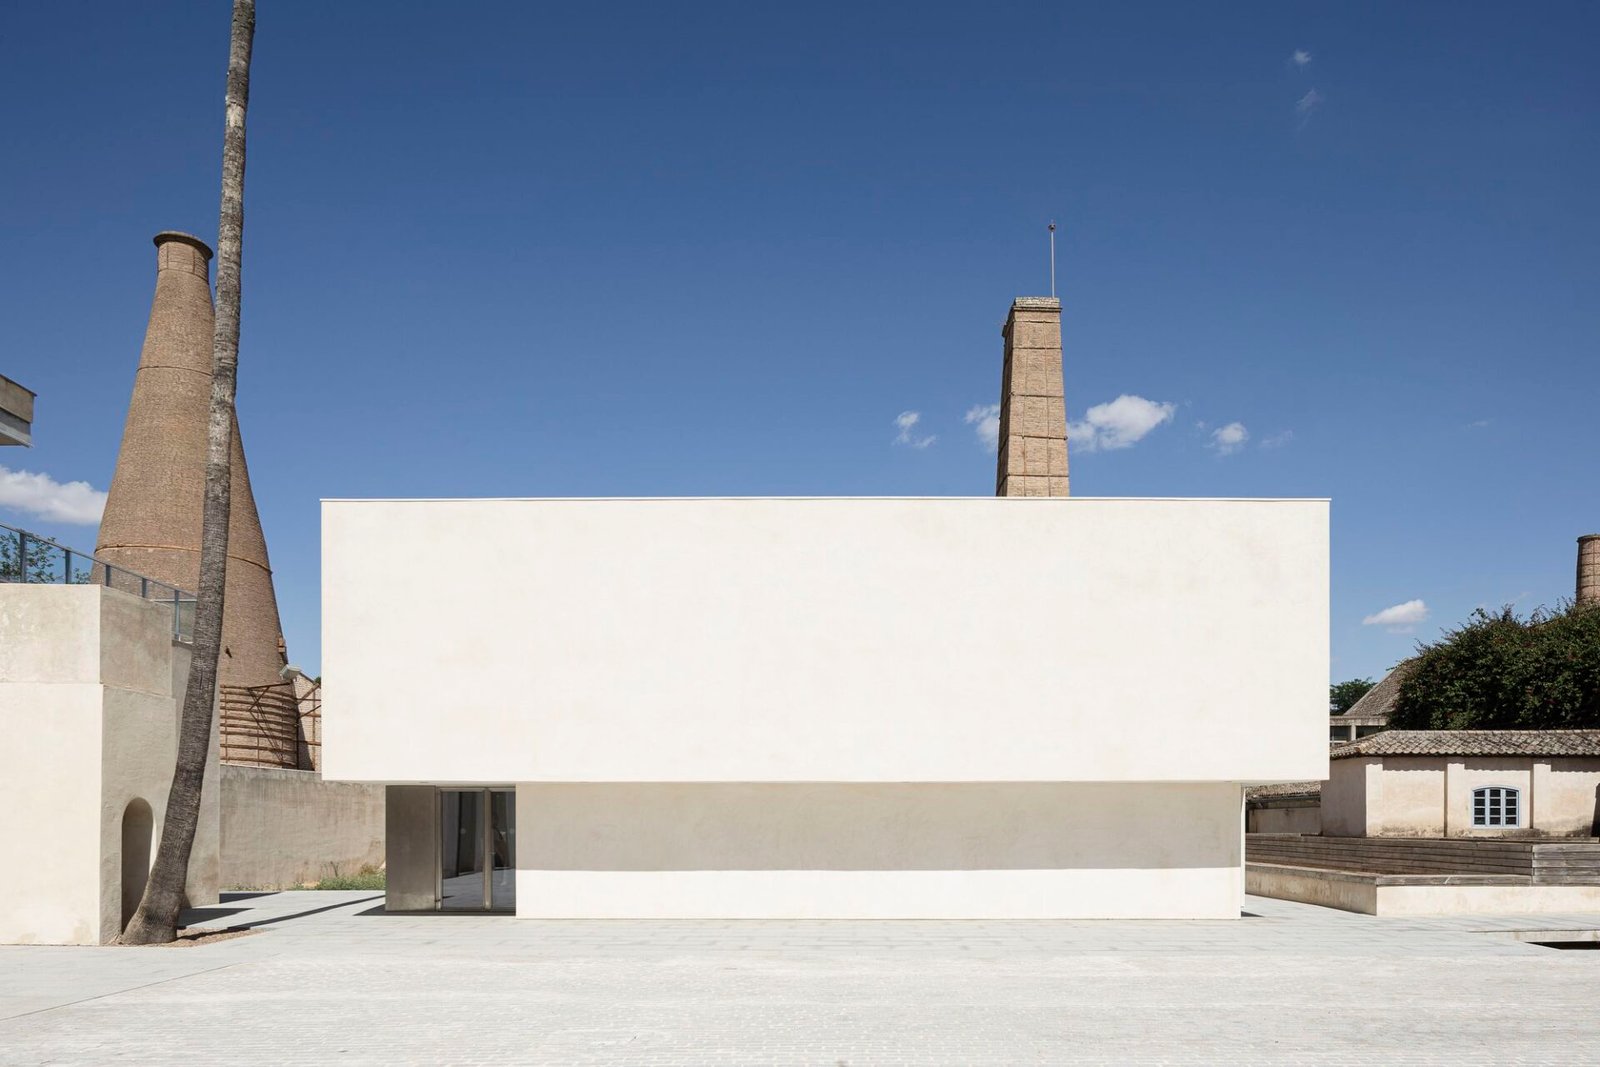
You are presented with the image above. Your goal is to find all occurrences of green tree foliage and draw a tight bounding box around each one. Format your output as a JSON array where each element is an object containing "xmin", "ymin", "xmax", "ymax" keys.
[
  {"xmin": 1389, "ymin": 604, "xmax": 1600, "ymax": 729},
  {"xmin": 1329, "ymin": 678, "xmax": 1376, "ymax": 713},
  {"xmin": 0, "ymin": 528, "xmax": 88, "ymax": 584},
  {"xmin": 0, "ymin": 529, "xmax": 56, "ymax": 583}
]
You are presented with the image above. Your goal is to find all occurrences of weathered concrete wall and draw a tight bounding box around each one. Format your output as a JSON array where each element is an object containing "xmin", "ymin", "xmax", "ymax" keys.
[
  {"xmin": 1247, "ymin": 805, "xmax": 1321, "ymax": 835},
  {"xmin": 1321, "ymin": 759, "xmax": 1371, "ymax": 836},
  {"xmin": 1246, "ymin": 864, "xmax": 1379, "ymax": 914},
  {"xmin": 1248, "ymin": 864, "xmax": 1600, "ymax": 916},
  {"xmin": 219, "ymin": 766, "xmax": 384, "ymax": 889},
  {"xmin": 516, "ymin": 781, "xmax": 1245, "ymax": 919},
  {"xmin": 1377, "ymin": 883, "xmax": 1600, "ymax": 916}
]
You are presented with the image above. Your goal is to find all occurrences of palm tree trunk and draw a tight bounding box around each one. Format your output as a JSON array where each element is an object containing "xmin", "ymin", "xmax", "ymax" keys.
[{"xmin": 119, "ymin": 0, "xmax": 256, "ymax": 946}]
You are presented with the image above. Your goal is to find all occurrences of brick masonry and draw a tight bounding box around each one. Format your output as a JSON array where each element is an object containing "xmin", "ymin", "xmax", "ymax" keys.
[
  {"xmin": 1578, "ymin": 534, "xmax": 1600, "ymax": 608},
  {"xmin": 95, "ymin": 232, "xmax": 298, "ymax": 768},
  {"xmin": 995, "ymin": 296, "xmax": 1069, "ymax": 497}
]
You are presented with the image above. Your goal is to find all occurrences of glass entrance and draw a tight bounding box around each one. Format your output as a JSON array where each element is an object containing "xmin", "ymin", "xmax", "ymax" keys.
[
  {"xmin": 439, "ymin": 788, "xmax": 516, "ymax": 912},
  {"xmin": 490, "ymin": 789, "xmax": 516, "ymax": 910}
]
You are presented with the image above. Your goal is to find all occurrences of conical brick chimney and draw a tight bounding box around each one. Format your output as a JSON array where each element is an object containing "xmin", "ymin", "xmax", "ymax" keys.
[{"xmin": 97, "ymin": 232, "xmax": 299, "ymax": 767}]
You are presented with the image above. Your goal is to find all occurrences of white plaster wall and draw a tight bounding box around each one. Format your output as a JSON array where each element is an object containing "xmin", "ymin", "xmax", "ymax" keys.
[
  {"xmin": 1443, "ymin": 759, "xmax": 1533, "ymax": 838},
  {"xmin": 515, "ymin": 782, "xmax": 1244, "ymax": 919},
  {"xmin": 0, "ymin": 587, "xmax": 108, "ymax": 944},
  {"xmin": 1374, "ymin": 758, "xmax": 1449, "ymax": 837},
  {"xmin": 1326, "ymin": 756, "xmax": 1600, "ymax": 839},
  {"xmin": 1536, "ymin": 759, "xmax": 1600, "ymax": 836},
  {"xmin": 0, "ymin": 682, "xmax": 104, "ymax": 944},
  {"xmin": 0, "ymin": 585, "xmax": 219, "ymax": 945},
  {"xmin": 324, "ymin": 498, "xmax": 1328, "ymax": 785}
]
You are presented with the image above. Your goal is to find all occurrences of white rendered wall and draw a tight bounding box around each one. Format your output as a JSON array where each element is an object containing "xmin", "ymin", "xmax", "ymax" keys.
[
  {"xmin": 0, "ymin": 585, "xmax": 218, "ymax": 944},
  {"xmin": 515, "ymin": 782, "xmax": 1245, "ymax": 919},
  {"xmin": 323, "ymin": 498, "xmax": 1328, "ymax": 785}
]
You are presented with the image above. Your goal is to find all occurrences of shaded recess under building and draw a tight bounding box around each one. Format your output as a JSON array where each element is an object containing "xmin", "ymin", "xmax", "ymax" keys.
[{"xmin": 95, "ymin": 232, "xmax": 304, "ymax": 769}]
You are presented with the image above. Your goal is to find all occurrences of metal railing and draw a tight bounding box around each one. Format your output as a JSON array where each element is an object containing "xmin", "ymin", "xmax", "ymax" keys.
[{"xmin": 0, "ymin": 521, "xmax": 196, "ymax": 642}]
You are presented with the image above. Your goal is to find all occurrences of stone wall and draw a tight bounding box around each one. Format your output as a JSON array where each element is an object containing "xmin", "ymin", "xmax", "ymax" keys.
[{"xmin": 220, "ymin": 766, "xmax": 384, "ymax": 889}]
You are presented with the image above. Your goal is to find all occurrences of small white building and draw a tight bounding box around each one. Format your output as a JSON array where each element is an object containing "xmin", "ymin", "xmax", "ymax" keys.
[
  {"xmin": 322, "ymin": 496, "xmax": 1328, "ymax": 919},
  {"xmin": 1322, "ymin": 730, "xmax": 1600, "ymax": 838},
  {"xmin": 0, "ymin": 582, "xmax": 220, "ymax": 944}
]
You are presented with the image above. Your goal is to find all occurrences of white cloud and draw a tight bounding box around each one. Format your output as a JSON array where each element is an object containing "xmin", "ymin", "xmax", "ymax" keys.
[
  {"xmin": 1068, "ymin": 395, "xmax": 1176, "ymax": 453},
  {"xmin": 1297, "ymin": 88, "xmax": 1323, "ymax": 114},
  {"xmin": 1363, "ymin": 599, "xmax": 1429, "ymax": 628},
  {"xmin": 1467, "ymin": 419, "xmax": 1492, "ymax": 429},
  {"xmin": 963, "ymin": 403, "xmax": 1000, "ymax": 452},
  {"xmin": 892, "ymin": 410, "xmax": 935, "ymax": 449},
  {"xmin": 1260, "ymin": 430, "xmax": 1294, "ymax": 449},
  {"xmin": 1208, "ymin": 422, "xmax": 1250, "ymax": 455},
  {"xmin": 1291, "ymin": 49, "xmax": 1312, "ymax": 67},
  {"xmin": 0, "ymin": 465, "xmax": 107, "ymax": 525}
]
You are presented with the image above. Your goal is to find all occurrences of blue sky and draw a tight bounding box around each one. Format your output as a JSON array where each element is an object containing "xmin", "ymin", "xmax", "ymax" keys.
[{"xmin": 2, "ymin": 1, "xmax": 1596, "ymax": 684}]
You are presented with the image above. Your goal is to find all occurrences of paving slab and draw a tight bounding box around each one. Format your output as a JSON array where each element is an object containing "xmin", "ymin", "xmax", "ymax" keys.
[{"xmin": 2, "ymin": 892, "xmax": 1598, "ymax": 1063}]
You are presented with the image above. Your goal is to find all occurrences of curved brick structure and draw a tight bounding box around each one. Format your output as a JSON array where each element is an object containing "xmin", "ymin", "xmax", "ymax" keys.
[
  {"xmin": 1579, "ymin": 535, "xmax": 1600, "ymax": 608},
  {"xmin": 97, "ymin": 232, "xmax": 296, "ymax": 767}
]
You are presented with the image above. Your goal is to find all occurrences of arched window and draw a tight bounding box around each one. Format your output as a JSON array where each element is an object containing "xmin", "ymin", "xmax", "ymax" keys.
[{"xmin": 1471, "ymin": 786, "xmax": 1520, "ymax": 828}]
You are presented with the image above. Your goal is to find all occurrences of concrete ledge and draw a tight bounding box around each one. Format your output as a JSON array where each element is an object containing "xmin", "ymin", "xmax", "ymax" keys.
[{"xmin": 1248, "ymin": 862, "xmax": 1600, "ymax": 916}]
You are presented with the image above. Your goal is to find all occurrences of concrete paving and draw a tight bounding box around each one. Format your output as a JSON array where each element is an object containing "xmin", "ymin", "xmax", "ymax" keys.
[{"xmin": 3, "ymin": 892, "xmax": 1599, "ymax": 1063}]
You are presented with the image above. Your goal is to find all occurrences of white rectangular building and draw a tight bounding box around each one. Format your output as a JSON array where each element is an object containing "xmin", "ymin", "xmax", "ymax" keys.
[{"xmin": 321, "ymin": 496, "xmax": 1328, "ymax": 919}]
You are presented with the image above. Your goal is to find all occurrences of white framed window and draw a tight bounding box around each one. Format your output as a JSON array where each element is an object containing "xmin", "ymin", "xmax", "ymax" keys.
[{"xmin": 1471, "ymin": 786, "xmax": 1520, "ymax": 828}]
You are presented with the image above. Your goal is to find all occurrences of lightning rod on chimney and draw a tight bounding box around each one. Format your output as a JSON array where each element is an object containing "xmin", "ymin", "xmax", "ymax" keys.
[{"xmin": 1048, "ymin": 221, "xmax": 1057, "ymax": 299}]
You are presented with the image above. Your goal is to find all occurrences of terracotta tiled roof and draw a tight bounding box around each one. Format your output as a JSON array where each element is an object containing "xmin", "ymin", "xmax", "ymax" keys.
[
  {"xmin": 1330, "ymin": 730, "xmax": 1600, "ymax": 760},
  {"xmin": 1245, "ymin": 781, "xmax": 1323, "ymax": 800},
  {"xmin": 1339, "ymin": 659, "xmax": 1417, "ymax": 720}
]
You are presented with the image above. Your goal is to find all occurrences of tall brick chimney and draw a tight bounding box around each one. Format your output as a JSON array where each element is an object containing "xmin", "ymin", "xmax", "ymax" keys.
[
  {"xmin": 97, "ymin": 232, "xmax": 299, "ymax": 767},
  {"xmin": 995, "ymin": 296, "xmax": 1068, "ymax": 497},
  {"xmin": 1578, "ymin": 534, "xmax": 1600, "ymax": 608}
]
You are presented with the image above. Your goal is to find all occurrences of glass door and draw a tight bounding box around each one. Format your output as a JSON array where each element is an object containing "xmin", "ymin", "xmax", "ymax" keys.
[
  {"xmin": 490, "ymin": 789, "xmax": 516, "ymax": 911},
  {"xmin": 439, "ymin": 789, "xmax": 486, "ymax": 910},
  {"xmin": 438, "ymin": 788, "xmax": 516, "ymax": 912}
]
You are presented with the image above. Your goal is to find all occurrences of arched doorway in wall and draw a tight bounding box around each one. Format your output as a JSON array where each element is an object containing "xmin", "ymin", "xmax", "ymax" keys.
[{"xmin": 120, "ymin": 798, "xmax": 155, "ymax": 932}]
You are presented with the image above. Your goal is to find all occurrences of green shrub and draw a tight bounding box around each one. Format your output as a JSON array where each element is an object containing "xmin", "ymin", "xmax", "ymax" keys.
[
  {"xmin": 1389, "ymin": 603, "xmax": 1600, "ymax": 729},
  {"xmin": 310, "ymin": 865, "xmax": 386, "ymax": 890}
]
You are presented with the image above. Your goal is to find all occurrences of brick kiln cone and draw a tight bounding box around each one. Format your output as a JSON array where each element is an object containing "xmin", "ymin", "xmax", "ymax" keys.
[{"xmin": 97, "ymin": 232, "xmax": 299, "ymax": 767}]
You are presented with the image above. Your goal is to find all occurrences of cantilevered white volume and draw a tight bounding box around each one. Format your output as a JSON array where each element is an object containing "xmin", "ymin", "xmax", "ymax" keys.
[{"xmin": 322, "ymin": 497, "xmax": 1328, "ymax": 919}]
